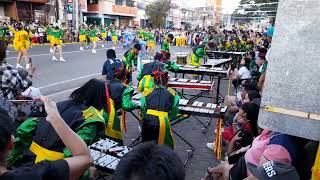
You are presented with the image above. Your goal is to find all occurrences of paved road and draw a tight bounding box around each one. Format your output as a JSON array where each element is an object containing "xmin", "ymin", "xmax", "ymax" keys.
[{"xmin": 6, "ymin": 43, "xmax": 227, "ymax": 180}]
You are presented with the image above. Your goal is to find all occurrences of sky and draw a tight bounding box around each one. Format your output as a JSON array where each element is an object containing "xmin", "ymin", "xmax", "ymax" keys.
[{"xmin": 182, "ymin": 0, "xmax": 240, "ymax": 13}]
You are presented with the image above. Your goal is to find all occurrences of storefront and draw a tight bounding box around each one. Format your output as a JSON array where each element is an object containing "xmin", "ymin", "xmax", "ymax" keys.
[{"xmin": 16, "ymin": 1, "xmax": 48, "ymax": 23}]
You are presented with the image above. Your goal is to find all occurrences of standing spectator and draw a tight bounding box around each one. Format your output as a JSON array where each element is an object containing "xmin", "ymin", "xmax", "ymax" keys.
[
  {"xmin": 0, "ymin": 41, "xmax": 35, "ymax": 100},
  {"xmin": 38, "ymin": 26, "xmax": 44, "ymax": 44}
]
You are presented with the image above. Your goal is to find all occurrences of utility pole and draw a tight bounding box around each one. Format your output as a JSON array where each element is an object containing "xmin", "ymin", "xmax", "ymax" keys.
[{"xmin": 75, "ymin": 0, "xmax": 79, "ymax": 30}]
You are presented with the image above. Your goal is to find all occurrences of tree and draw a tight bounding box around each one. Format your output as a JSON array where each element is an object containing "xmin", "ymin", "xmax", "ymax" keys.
[{"xmin": 146, "ymin": 0, "xmax": 171, "ymax": 28}]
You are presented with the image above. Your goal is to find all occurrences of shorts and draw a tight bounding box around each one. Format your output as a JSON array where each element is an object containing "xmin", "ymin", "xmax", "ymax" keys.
[
  {"xmin": 51, "ymin": 38, "xmax": 62, "ymax": 46},
  {"xmin": 147, "ymin": 41, "xmax": 155, "ymax": 49},
  {"xmin": 101, "ymin": 33, "xmax": 107, "ymax": 39},
  {"xmin": 90, "ymin": 37, "xmax": 98, "ymax": 43},
  {"xmin": 112, "ymin": 36, "xmax": 118, "ymax": 43},
  {"xmin": 79, "ymin": 35, "xmax": 86, "ymax": 42}
]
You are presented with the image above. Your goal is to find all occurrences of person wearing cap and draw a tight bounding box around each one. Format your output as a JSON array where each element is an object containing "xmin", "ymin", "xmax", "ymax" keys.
[
  {"xmin": 88, "ymin": 25, "xmax": 98, "ymax": 53},
  {"xmin": 140, "ymin": 67, "xmax": 180, "ymax": 149},
  {"xmin": 51, "ymin": 24, "xmax": 66, "ymax": 62},
  {"xmin": 79, "ymin": 24, "xmax": 87, "ymax": 51},
  {"xmin": 123, "ymin": 43, "xmax": 142, "ymax": 70},
  {"xmin": 137, "ymin": 53, "xmax": 169, "ymax": 94},
  {"xmin": 0, "ymin": 96, "xmax": 93, "ymax": 179},
  {"xmin": 207, "ymin": 129, "xmax": 301, "ymax": 180},
  {"xmin": 161, "ymin": 34, "xmax": 174, "ymax": 57},
  {"xmin": 189, "ymin": 40, "xmax": 217, "ymax": 67}
]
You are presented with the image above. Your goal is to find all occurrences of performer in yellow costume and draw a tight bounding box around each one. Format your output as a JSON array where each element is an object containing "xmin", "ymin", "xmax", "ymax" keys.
[
  {"xmin": 100, "ymin": 25, "xmax": 107, "ymax": 48},
  {"xmin": 79, "ymin": 24, "xmax": 87, "ymax": 51},
  {"xmin": 89, "ymin": 25, "xmax": 98, "ymax": 53},
  {"xmin": 51, "ymin": 24, "xmax": 66, "ymax": 62},
  {"xmin": 9, "ymin": 23, "xmax": 31, "ymax": 69}
]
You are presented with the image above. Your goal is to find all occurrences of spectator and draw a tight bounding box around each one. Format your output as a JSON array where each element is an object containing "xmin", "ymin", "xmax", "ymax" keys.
[
  {"xmin": 0, "ymin": 41, "xmax": 35, "ymax": 100},
  {"xmin": 113, "ymin": 142, "xmax": 185, "ymax": 180},
  {"xmin": 102, "ymin": 49, "xmax": 123, "ymax": 81},
  {"xmin": 207, "ymin": 130, "xmax": 301, "ymax": 180},
  {"xmin": 0, "ymin": 96, "xmax": 93, "ymax": 179}
]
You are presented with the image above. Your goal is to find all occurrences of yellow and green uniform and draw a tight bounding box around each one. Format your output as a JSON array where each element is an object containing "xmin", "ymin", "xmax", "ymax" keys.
[
  {"xmin": 104, "ymin": 79, "xmax": 137, "ymax": 143},
  {"xmin": 140, "ymin": 86, "xmax": 180, "ymax": 149},
  {"xmin": 89, "ymin": 29, "xmax": 98, "ymax": 42},
  {"xmin": 147, "ymin": 33, "xmax": 155, "ymax": 49},
  {"xmin": 123, "ymin": 49, "xmax": 138, "ymax": 69},
  {"xmin": 111, "ymin": 30, "xmax": 118, "ymax": 43},
  {"xmin": 161, "ymin": 39, "xmax": 171, "ymax": 54},
  {"xmin": 190, "ymin": 45, "xmax": 205, "ymax": 67},
  {"xmin": 45, "ymin": 27, "xmax": 53, "ymax": 43},
  {"xmin": 0, "ymin": 28, "xmax": 5, "ymax": 41},
  {"xmin": 100, "ymin": 28, "xmax": 107, "ymax": 39},
  {"xmin": 51, "ymin": 29, "xmax": 63, "ymax": 46},
  {"xmin": 9, "ymin": 26, "xmax": 31, "ymax": 51},
  {"xmin": 7, "ymin": 100, "xmax": 106, "ymax": 167},
  {"xmin": 79, "ymin": 28, "xmax": 87, "ymax": 42},
  {"xmin": 137, "ymin": 61, "xmax": 168, "ymax": 94}
]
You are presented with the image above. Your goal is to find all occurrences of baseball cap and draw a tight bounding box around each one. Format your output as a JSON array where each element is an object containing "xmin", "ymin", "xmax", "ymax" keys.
[{"xmin": 247, "ymin": 161, "xmax": 300, "ymax": 180}]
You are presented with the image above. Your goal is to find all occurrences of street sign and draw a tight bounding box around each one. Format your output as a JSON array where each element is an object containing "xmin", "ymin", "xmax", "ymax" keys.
[{"xmin": 67, "ymin": 4, "xmax": 73, "ymax": 14}]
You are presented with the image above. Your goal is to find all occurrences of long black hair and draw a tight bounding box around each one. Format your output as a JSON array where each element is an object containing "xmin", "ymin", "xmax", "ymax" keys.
[
  {"xmin": 70, "ymin": 78, "xmax": 107, "ymax": 111},
  {"xmin": 241, "ymin": 102, "xmax": 260, "ymax": 136}
]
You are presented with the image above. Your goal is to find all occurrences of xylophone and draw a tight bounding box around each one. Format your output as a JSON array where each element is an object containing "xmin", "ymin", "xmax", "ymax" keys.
[
  {"xmin": 203, "ymin": 58, "xmax": 232, "ymax": 68},
  {"xmin": 168, "ymin": 78, "xmax": 214, "ymax": 90},
  {"xmin": 90, "ymin": 138, "xmax": 131, "ymax": 173},
  {"xmin": 176, "ymin": 65, "xmax": 228, "ymax": 77},
  {"xmin": 131, "ymin": 93, "xmax": 227, "ymax": 117}
]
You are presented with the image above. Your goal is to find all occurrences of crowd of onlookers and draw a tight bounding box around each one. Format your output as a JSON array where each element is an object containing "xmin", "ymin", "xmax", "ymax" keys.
[{"xmin": 0, "ymin": 17, "xmax": 319, "ymax": 180}]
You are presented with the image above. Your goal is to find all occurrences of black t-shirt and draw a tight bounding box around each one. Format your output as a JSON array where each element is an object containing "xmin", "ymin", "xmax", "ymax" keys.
[{"xmin": 1, "ymin": 160, "xmax": 69, "ymax": 180}]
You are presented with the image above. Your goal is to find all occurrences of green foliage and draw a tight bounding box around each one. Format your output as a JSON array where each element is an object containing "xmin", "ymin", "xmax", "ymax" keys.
[{"xmin": 146, "ymin": 0, "xmax": 171, "ymax": 28}]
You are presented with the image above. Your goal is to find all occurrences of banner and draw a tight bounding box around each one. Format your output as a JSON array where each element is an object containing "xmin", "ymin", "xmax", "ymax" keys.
[{"xmin": 80, "ymin": 0, "xmax": 87, "ymax": 12}]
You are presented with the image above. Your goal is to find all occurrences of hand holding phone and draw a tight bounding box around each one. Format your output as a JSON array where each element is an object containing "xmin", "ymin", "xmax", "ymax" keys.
[
  {"xmin": 40, "ymin": 96, "xmax": 61, "ymax": 123},
  {"xmin": 11, "ymin": 99, "xmax": 47, "ymax": 118}
]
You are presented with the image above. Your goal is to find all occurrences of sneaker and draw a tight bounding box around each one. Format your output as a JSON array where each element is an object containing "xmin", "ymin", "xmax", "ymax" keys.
[
  {"xmin": 80, "ymin": 47, "xmax": 84, "ymax": 51},
  {"xmin": 92, "ymin": 49, "xmax": 96, "ymax": 53},
  {"xmin": 101, "ymin": 44, "xmax": 105, "ymax": 48},
  {"xmin": 49, "ymin": 48, "xmax": 53, "ymax": 53},
  {"xmin": 26, "ymin": 63, "xmax": 31, "ymax": 70},
  {"xmin": 52, "ymin": 56, "xmax": 58, "ymax": 61},
  {"xmin": 206, "ymin": 142, "xmax": 215, "ymax": 151},
  {"xmin": 16, "ymin": 64, "xmax": 23, "ymax": 69},
  {"xmin": 59, "ymin": 57, "xmax": 66, "ymax": 62}
]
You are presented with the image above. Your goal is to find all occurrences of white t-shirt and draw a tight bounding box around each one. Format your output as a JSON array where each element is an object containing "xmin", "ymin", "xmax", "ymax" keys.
[{"xmin": 238, "ymin": 66, "xmax": 251, "ymax": 79}]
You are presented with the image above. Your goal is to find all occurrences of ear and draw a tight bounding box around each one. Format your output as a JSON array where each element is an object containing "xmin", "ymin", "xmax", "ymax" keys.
[{"xmin": 6, "ymin": 135, "xmax": 14, "ymax": 151}]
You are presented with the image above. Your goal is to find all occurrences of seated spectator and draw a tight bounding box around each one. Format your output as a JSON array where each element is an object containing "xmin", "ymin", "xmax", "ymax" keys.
[
  {"xmin": 243, "ymin": 90, "xmax": 261, "ymax": 105},
  {"xmin": 102, "ymin": 49, "xmax": 123, "ymax": 81},
  {"xmin": 0, "ymin": 96, "xmax": 93, "ymax": 179},
  {"xmin": 113, "ymin": 142, "xmax": 185, "ymax": 180},
  {"xmin": 0, "ymin": 41, "xmax": 36, "ymax": 100},
  {"xmin": 230, "ymin": 57, "xmax": 252, "ymax": 88},
  {"xmin": 207, "ymin": 129, "xmax": 301, "ymax": 180}
]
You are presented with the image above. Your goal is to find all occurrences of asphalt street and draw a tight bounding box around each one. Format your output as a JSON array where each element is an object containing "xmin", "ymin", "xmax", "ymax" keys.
[{"xmin": 6, "ymin": 42, "xmax": 226, "ymax": 180}]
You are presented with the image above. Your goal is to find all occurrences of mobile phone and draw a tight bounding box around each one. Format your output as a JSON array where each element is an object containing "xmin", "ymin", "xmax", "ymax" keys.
[{"xmin": 10, "ymin": 100, "xmax": 47, "ymax": 117}]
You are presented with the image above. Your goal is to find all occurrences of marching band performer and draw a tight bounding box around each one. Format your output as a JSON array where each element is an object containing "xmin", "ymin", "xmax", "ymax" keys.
[
  {"xmin": 51, "ymin": 24, "xmax": 66, "ymax": 62},
  {"xmin": 140, "ymin": 67, "xmax": 180, "ymax": 149},
  {"xmin": 111, "ymin": 28, "xmax": 118, "ymax": 49},
  {"xmin": 45, "ymin": 24, "xmax": 53, "ymax": 53},
  {"xmin": 161, "ymin": 34, "xmax": 174, "ymax": 58},
  {"xmin": 146, "ymin": 30, "xmax": 156, "ymax": 58},
  {"xmin": 8, "ymin": 23, "xmax": 31, "ymax": 69},
  {"xmin": 104, "ymin": 62, "xmax": 138, "ymax": 143},
  {"xmin": 137, "ymin": 53, "xmax": 169, "ymax": 94},
  {"xmin": 123, "ymin": 43, "xmax": 142, "ymax": 70},
  {"xmin": 189, "ymin": 40, "xmax": 217, "ymax": 67},
  {"xmin": 79, "ymin": 24, "xmax": 87, "ymax": 51},
  {"xmin": 100, "ymin": 25, "xmax": 107, "ymax": 48},
  {"xmin": 89, "ymin": 25, "xmax": 98, "ymax": 53},
  {"xmin": 7, "ymin": 79, "xmax": 107, "ymax": 167}
]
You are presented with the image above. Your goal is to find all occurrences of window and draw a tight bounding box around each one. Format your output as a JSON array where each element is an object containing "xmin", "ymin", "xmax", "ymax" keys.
[
  {"xmin": 88, "ymin": 0, "xmax": 98, "ymax": 4},
  {"xmin": 126, "ymin": 0, "xmax": 134, "ymax": 7},
  {"xmin": 115, "ymin": 0, "xmax": 123, "ymax": 5}
]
